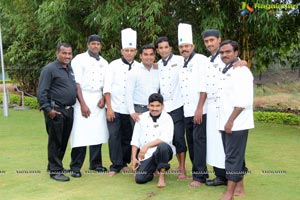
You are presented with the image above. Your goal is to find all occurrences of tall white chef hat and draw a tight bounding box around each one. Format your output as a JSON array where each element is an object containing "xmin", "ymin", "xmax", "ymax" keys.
[
  {"xmin": 178, "ymin": 23, "xmax": 193, "ymax": 46},
  {"xmin": 121, "ymin": 28, "xmax": 137, "ymax": 49}
]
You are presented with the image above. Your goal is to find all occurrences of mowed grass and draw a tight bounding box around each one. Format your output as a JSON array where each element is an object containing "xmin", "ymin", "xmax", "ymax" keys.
[{"xmin": 0, "ymin": 109, "xmax": 299, "ymax": 200}]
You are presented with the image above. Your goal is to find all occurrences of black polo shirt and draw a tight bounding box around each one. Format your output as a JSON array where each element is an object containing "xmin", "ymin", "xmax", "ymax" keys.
[{"xmin": 37, "ymin": 60, "xmax": 77, "ymax": 113}]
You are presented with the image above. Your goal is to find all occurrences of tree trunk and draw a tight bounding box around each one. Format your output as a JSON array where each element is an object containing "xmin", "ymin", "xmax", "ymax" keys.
[
  {"xmin": 248, "ymin": 50, "xmax": 253, "ymax": 68},
  {"xmin": 259, "ymin": 71, "xmax": 262, "ymax": 81}
]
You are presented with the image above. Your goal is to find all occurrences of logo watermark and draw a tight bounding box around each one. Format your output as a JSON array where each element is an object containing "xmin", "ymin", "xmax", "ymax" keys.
[{"xmin": 241, "ymin": 2, "xmax": 299, "ymax": 15}]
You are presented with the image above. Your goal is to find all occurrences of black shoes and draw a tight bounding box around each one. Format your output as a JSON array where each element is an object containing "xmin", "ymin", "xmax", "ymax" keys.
[
  {"xmin": 205, "ymin": 177, "xmax": 227, "ymax": 186},
  {"xmin": 89, "ymin": 166, "xmax": 108, "ymax": 173},
  {"xmin": 64, "ymin": 169, "xmax": 82, "ymax": 178},
  {"xmin": 50, "ymin": 174, "xmax": 70, "ymax": 182},
  {"xmin": 70, "ymin": 171, "xmax": 82, "ymax": 178}
]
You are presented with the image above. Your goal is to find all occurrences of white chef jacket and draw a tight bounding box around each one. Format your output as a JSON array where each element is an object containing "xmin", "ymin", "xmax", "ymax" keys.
[
  {"xmin": 205, "ymin": 54, "xmax": 226, "ymax": 168},
  {"xmin": 205, "ymin": 55, "xmax": 225, "ymax": 103},
  {"xmin": 179, "ymin": 53, "xmax": 209, "ymax": 117},
  {"xmin": 158, "ymin": 54, "xmax": 184, "ymax": 112},
  {"xmin": 103, "ymin": 58, "xmax": 139, "ymax": 114},
  {"xmin": 70, "ymin": 51, "xmax": 109, "ymax": 148},
  {"xmin": 218, "ymin": 66, "xmax": 254, "ymax": 131},
  {"xmin": 130, "ymin": 111, "xmax": 176, "ymax": 160},
  {"xmin": 126, "ymin": 63, "xmax": 159, "ymax": 114}
]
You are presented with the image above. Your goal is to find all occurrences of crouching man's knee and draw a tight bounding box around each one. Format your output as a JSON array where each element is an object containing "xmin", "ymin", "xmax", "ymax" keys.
[{"xmin": 135, "ymin": 173, "xmax": 153, "ymax": 184}]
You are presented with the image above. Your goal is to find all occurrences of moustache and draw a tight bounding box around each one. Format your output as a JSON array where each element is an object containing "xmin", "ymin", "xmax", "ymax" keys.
[{"xmin": 181, "ymin": 50, "xmax": 188, "ymax": 54}]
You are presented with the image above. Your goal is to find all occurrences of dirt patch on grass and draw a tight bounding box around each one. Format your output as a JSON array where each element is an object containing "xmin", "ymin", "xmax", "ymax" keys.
[{"xmin": 254, "ymin": 69, "xmax": 300, "ymax": 112}]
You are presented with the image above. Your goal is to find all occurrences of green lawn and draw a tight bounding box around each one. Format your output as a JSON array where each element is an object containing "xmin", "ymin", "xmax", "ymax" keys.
[{"xmin": 0, "ymin": 109, "xmax": 299, "ymax": 200}]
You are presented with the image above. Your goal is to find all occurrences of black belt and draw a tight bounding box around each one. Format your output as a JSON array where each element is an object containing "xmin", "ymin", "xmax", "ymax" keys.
[
  {"xmin": 53, "ymin": 103, "xmax": 72, "ymax": 110},
  {"xmin": 134, "ymin": 104, "xmax": 147, "ymax": 108}
]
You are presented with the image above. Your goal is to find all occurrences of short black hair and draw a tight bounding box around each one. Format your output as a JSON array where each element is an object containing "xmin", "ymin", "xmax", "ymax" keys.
[
  {"xmin": 202, "ymin": 29, "xmax": 221, "ymax": 39},
  {"xmin": 148, "ymin": 93, "xmax": 164, "ymax": 104},
  {"xmin": 56, "ymin": 43, "xmax": 72, "ymax": 52},
  {"xmin": 139, "ymin": 44, "xmax": 155, "ymax": 54},
  {"xmin": 220, "ymin": 40, "xmax": 238, "ymax": 52},
  {"xmin": 87, "ymin": 34, "xmax": 102, "ymax": 43},
  {"xmin": 155, "ymin": 36, "xmax": 172, "ymax": 49}
]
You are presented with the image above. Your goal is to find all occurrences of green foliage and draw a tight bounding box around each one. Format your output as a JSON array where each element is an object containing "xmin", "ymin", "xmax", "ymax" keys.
[
  {"xmin": 0, "ymin": 93, "xmax": 39, "ymax": 109},
  {"xmin": 0, "ymin": 0, "xmax": 299, "ymax": 92},
  {"xmin": 1, "ymin": 0, "xmax": 52, "ymax": 95},
  {"xmin": 0, "ymin": 80, "xmax": 12, "ymax": 84},
  {"xmin": 254, "ymin": 111, "xmax": 300, "ymax": 126}
]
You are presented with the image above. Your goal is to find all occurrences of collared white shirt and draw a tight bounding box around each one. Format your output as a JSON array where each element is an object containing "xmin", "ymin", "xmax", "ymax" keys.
[
  {"xmin": 130, "ymin": 111, "xmax": 175, "ymax": 160},
  {"xmin": 103, "ymin": 58, "xmax": 139, "ymax": 114},
  {"xmin": 126, "ymin": 63, "xmax": 159, "ymax": 114},
  {"xmin": 179, "ymin": 53, "xmax": 209, "ymax": 117},
  {"xmin": 158, "ymin": 54, "xmax": 184, "ymax": 112},
  {"xmin": 72, "ymin": 51, "xmax": 108, "ymax": 93},
  {"xmin": 218, "ymin": 66, "xmax": 254, "ymax": 131},
  {"xmin": 205, "ymin": 55, "xmax": 225, "ymax": 103}
]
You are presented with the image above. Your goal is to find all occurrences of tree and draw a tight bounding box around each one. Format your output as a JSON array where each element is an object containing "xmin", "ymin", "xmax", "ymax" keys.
[
  {"xmin": 1, "ymin": 0, "xmax": 46, "ymax": 94},
  {"xmin": 0, "ymin": 0, "xmax": 299, "ymax": 94}
]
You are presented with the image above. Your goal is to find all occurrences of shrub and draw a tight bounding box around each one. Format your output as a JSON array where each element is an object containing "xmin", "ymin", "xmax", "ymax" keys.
[
  {"xmin": 254, "ymin": 111, "xmax": 300, "ymax": 126},
  {"xmin": 0, "ymin": 80, "xmax": 13, "ymax": 84},
  {"xmin": 0, "ymin": 93, "xmax": 39, "ymax": 109}
]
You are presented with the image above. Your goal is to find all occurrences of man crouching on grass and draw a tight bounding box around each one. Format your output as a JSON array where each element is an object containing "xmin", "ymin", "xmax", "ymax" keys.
[{"xmin": 131, "ymin": 93, "xmax": 175, "ymax": 188}]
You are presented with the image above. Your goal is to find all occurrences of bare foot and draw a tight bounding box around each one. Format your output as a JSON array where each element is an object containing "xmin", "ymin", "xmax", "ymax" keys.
[
  {"xmin": 170, "ymin": 167, "xmax": 181, "ymax": 173},
  {"xmin": 222, "ymin": 191, "xmax": 243, "ymax": 196},
  {"xmin": 234, "ymin": 180, "xmax": 245, "ymax": 196},
  {"xmin": 234, "ymin": 190, "xmax": 245, "ymax": 196},
  {"xmin": 157, "ymin": 169, "xmax": 166, "ymax": 188},
  {"xmin": 220, "ymin": 192, "xmax": 234, "ymax": 200},
  {"xmin": 170, "ymin": 165, "xmax": 187, "ymax": 173},
  {"xmin": 121, "ymin": 166, "xmax": 131, "ymax": 173},
  {"xmin": 177, "ymin": 173, "xmax": 188, "ymax": 181},
  {"xmin": 157, "ymin": 177, "xmax": 166, "ymax": 188},
  {"xmin": 108, "ymin": 171, "xmax": 117, "ymax": 177},
  {"xmin": 188, "ymin": 181, "xmax": 203, "ymax": 188},
  {"xmin": 153, "ymin": 170, "xmax": 159, "ymax": 177}
]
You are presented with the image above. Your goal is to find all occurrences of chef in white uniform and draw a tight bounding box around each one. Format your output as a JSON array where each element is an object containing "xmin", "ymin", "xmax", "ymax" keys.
[
  {"xmin": 218, "ymin": 40, "xmax": 254, "ymax": 200},
  {"xmin": 131, "ymin": 93, "xmax": 175, "ymax": 188},
  {"xmin": 202, "ymin": 29, "xmax": 227, "ymax": 186},
  {"xmin": 203, "ymin": 30, "xmax": 248, "ymax": 187},
  {"xmin": 104, "ymin": 28, "xmax": 138, "ymax": 176},
  {"xmin": 69, "ymin": 34, "xmax": 109, "ymax": 177},
  {"xmin": 155, "ymin": 36, "xmax": 187, "ymax": 180},
  {"xmin": 177, "ymin": 23, "xmax": 210, "ymax": 187}
]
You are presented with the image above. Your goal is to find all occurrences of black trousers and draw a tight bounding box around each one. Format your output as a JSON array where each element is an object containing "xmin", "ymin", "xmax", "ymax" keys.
[
  {"xmin": 168, "ymin": 106, "xmax": 187, "ymax": 154},
  {"xmin": 107, "ymin": 112, "xmax": 133, "ymax": 172},
  {"xmin": 213, "ymin": 166, "xmax": 227, "ymax": 180},
  {"xmin": 130, "ymin": 104, "xmax": 148, "ymax": 128},
  {"xmin": 185, "ymin": 115, "xmax": 208, "ymax": 183},
  {"xmin": 221, "ymin": 129, "xmax": 249, "ymax": 182},
  {"xmin": 70, "ymin": 144, "xmax": 103, "ymax": 172},
  {"xmin": 43, "ymin": 107, "xmax": 74, "ymax": 174},
  {"xmin": 135, "ymin": 143, "xmax": 173, "ymax": 184}
]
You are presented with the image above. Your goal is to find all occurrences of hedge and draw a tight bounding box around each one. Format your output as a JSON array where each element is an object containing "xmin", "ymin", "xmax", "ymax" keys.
[
  {"xmin": 254, "ymin": 111, "xmax": 300, "ymax": 126},
  {"xmin": 0, "ymin": 93, "xmax": 39, "ymax": 109},
  {"xmin": 1, "ymin": 93, "xmax": 300, "ymax": 126}
]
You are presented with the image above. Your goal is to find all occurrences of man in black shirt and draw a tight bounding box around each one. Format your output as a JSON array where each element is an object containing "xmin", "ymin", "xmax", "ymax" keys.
[{"xmin": 37, "ymin": 43, "xmax": 77, "ymax": 182}]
